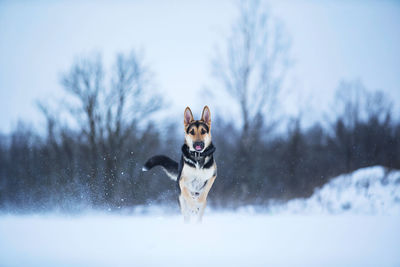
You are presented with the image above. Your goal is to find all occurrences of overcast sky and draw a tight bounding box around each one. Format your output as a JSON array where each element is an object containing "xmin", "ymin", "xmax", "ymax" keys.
[{"xmin": 1, "ymin": 0, "xmax": 399, "ymax": 134}]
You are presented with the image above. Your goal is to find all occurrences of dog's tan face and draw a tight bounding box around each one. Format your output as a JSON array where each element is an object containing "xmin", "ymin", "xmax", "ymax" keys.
[{"xmin": 184, "ymin": 106, "xmax": 212, "ymax": 152}]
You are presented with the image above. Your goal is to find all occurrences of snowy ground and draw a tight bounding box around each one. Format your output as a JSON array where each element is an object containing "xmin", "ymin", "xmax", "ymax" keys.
[
  {"xmin": 0, "ymin": 213, "xmax": 399, "ymax": 267},
  {"xmin": 1, "ymin": 166, "xmax": 400, "ymax": 266},
  {"xmin": 273, "ymin": 166, "xmax": 400, "ymax": 215}
]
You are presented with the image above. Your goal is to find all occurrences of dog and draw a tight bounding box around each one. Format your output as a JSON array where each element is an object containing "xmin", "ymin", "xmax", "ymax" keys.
[{"xmin": 142, "ymin": 106, "xmax": 217, "ymax": 222}]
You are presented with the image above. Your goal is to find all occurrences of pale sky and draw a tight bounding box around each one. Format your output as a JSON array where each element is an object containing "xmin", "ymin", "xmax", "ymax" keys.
[{"xmin": 1, "ymin": 0, "xmax": 399, "ymax": 134}]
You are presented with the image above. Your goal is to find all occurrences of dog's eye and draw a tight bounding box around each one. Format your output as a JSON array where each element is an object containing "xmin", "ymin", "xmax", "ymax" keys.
[
  {"xmin": 190, "ymin": 129, "xmax": 195, "ymax": 135},
  {"xmin": 201, "ymin": 129, "xmax": 206, "ymax": 135}
]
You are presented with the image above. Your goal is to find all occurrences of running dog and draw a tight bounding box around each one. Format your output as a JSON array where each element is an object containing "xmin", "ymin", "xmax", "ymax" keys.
[{"xmin": 142, "ymin": 106, "xmax": 217, "ymax": 222}]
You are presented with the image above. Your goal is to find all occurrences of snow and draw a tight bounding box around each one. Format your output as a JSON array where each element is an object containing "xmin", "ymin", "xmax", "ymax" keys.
[
  {"xmin": 1, "ymin": 166, "xmax": 400, "ymax": 266},
  {"xmin": 0, "ymin": 213, "xmax": 399, "ymax": 267},
  {"xmin": 273, "ymin": 166, "xmax": 400, "ymax": 215}
]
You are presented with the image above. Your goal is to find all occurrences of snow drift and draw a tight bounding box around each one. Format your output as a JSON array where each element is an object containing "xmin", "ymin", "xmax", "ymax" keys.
[{"xmin": 273, "ymin": 166, "xmax": 400, "ymax": 215}]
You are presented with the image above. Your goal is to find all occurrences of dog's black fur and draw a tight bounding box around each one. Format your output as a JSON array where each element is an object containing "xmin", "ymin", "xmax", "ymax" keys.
[{"xmin": 143, "ymin": 142, "xmax": 216, "ymax": 194}]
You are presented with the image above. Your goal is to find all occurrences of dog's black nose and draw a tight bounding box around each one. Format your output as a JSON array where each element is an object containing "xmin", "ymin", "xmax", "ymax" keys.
[{"xmin": 193, "ymin": 141, "xmax": 204, "ymax": 151}]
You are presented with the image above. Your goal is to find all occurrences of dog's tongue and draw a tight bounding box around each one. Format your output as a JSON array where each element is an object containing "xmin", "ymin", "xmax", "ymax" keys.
[{"xmin": 195, "ymin": 145, "xmax": 202, "ymax": 151}]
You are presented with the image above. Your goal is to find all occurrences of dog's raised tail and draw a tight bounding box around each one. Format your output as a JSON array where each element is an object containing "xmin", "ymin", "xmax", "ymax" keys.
[{"xmin": 142, "ymin": 155, "xmax": 179, "ymax": 181}]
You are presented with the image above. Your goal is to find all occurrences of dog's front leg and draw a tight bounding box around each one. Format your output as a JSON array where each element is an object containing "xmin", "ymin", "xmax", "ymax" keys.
[
  {"xmin": 179, "ymin": 194, "xmax": 191, "ymax": 223},
  {"xmin": 196, "ymin": 175, "xmax": 216, "ymax": 222},
  {"xmin": 198, "ymin": 175, "xmax": 216, "ymax": 203},
  {"xmin": 179, "ymin": 180, "xmax": 197, "ymax": 223}
]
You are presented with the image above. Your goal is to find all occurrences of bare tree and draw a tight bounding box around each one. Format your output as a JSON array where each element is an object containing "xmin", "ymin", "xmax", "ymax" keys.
[
  {"xmin": 60, "ymin": 51, "xmax": 162, "ymax": 204},
  {"xmin": 211, "ymin": 0, "xmax": 290, "ymax": 200},
  {"xmin": 101, "ymin": 52, "xmax": 162, "ymax": 203},
  {"xmin": 212, "ymin": 0, "xmax": 290, "ymax": 143},
  {"xmin": 104, "ymin": 52, "xmax": 162, "ymax": 142},
  {"xmin": 61, "ymin": 55, "xmax": 104, "ymax": 202}
]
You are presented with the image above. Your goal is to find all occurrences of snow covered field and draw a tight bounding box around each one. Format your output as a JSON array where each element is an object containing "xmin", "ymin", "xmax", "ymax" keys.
[
  {"xmin": 1, "ymin": 166, "xmax": 400, "ymax": 266},
  {"xmin": 0, "ymin": 213, "xmax": 399, "ymax": 267}
]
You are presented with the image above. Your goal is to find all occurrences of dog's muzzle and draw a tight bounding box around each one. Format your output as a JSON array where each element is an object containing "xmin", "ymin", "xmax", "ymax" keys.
[{"xmin": 193, "ymin": 141, "xmax": 204, "ymax": 151}]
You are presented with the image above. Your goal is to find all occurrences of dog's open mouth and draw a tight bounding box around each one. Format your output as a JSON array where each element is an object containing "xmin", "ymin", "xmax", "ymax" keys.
[{"xmin": 193, "ymin": 142, "xmax": 204, "ymax": 151}]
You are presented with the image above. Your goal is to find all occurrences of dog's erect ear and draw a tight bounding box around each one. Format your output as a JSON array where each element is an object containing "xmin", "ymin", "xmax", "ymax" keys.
[
  {"xmin": 201, "ymin": 106, "xmax": 211, "ymax": 126},
  {"xmin": 184, "ymin": 107, "xmax": 194, "ymax": 127}
]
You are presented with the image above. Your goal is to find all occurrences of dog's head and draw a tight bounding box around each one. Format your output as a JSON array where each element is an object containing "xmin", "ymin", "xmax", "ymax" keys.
[{"xmin": 184, "ymin": 106, "xmax": 212, "ymax": 152}]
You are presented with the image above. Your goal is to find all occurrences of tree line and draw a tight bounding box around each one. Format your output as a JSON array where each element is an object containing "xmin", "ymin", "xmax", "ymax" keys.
[
  {"xmin": 0, "ymin": 0, "xmax": 399, "ymax": 212},
  {"xmin": 0, "ymin": 52, "xmax": 398, "ymax": 212}
]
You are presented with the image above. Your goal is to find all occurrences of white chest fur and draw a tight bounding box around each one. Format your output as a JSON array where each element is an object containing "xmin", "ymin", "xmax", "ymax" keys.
[{"xmin": 181, "ymin": 163, "xmax": 215, "ymax": 193}]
